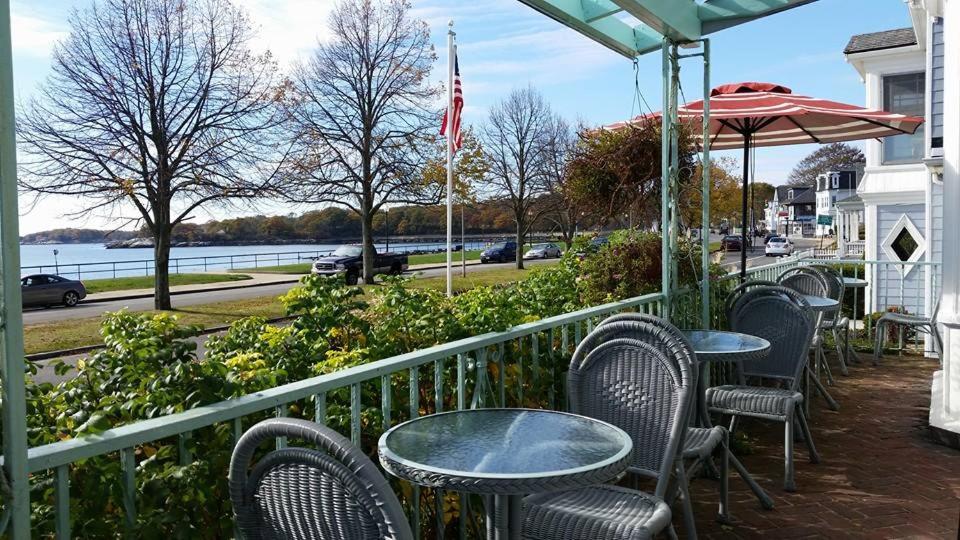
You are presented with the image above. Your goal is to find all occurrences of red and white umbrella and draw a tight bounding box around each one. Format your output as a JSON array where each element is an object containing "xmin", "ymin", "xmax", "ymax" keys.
[
  {"xmin": 607, "ymin": 82, "xmax": 924, "ymax": 150},
  {"xmin": 606, "ymin": 82, "xmax": 924, "ymax": 278}
]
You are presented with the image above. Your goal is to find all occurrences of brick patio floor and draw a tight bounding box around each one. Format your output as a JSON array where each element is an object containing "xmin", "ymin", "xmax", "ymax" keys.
[{"xmin": 680, "ymin": 355, "xmax": 960, "ymax": 539}]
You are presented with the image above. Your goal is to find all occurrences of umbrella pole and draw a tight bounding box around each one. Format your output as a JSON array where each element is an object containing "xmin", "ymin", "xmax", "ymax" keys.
[{"xmin": 740, "ymin": 133, "xmax": 751, "ymax": 281}]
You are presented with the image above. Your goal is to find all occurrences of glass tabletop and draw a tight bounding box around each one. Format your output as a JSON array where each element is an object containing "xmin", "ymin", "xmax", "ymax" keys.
[
  {"xmin": 842, "ymin": 277, "xmax": 868, "ymax": 288},
  {"xmin": 802, "ymin": 295, "xmax": 840, "ymax": 312},
  {"xmin": 683, "ymin": 330, "xmax": 770, "ymax": 358},
  {"xmin": 379, "ymin": 409, "xmax": 632, "ymax": 479}
]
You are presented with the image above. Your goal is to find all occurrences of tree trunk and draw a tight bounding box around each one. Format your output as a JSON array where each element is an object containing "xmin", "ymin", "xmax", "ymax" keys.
[
  {"xmin": 361, "ymin": 209, "xmax": 375, "ymax": 284},
  {"xmin": 515, "ymin": 218, "xmax": 525, "ymax": 270},
  {"xmin": 154, "ymin": 225, "xmax": 172, "ymax": 310}
]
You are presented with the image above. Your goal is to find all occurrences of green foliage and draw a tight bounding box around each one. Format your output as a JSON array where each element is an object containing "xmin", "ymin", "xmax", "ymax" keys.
[{"xmin": 577, "ymin": 231, "xmax": 663, "ymax": 304}]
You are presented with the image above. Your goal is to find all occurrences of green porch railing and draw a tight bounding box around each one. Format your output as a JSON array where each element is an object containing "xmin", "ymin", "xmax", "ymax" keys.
[{"xmin": 14, "ymin": 289, "xmax": 684, "ymax": 538}]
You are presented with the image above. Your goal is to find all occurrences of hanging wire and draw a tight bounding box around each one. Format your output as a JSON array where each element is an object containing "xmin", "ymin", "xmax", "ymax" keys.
[{"xmin": 631, "ymin": 58, "xmax": 655, "ymax": 119}]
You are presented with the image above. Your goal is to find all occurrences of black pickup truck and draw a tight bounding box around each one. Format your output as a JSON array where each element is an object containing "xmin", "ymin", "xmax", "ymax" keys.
[{"xmin": 311, "ymin": 245, "xmax": 409, "ymax": 285}]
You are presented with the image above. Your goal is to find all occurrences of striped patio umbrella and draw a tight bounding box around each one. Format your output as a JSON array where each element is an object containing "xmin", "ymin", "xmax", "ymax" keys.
[{"xmin": 607, "ymin": 81, "xmax": 924, "ymax": 279}]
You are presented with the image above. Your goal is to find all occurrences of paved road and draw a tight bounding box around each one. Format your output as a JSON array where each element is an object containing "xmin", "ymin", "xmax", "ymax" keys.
[
  {"xmin": 716, "ymin": 236, "xmax": 821, "ymax": 272},
  {"xmin": 22, "ymin": 258, "xmax": 556, "ymax": 325}
]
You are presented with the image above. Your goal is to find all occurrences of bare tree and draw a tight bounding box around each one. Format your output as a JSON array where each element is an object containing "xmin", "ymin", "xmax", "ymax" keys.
[
  {"xmin": 787, "ymin": 142, "xmax": 864, "ymax": 186},
  {"xmin": 541, "ymin": 117, "xmax": 579, "ymax": 248},
  {"xmin": 282, "ymin": 0, "xmax": 441, "ymax": 284},
  {"xmin": 480, "ymin": 87, "xmax": 559, "ymax": 269},
  {"xmin": 18, "ymin": 0, "xmax": 285, "ymax": 309}
]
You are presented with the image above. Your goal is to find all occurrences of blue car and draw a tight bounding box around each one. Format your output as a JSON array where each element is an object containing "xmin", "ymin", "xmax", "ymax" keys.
[{"xmin": 480, "ymin": 241, "xmax": 517, "ymax": 263}]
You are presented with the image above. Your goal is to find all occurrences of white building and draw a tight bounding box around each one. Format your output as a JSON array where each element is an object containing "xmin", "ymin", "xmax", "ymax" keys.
[
  {"xmin": 814, "ymin": 169, "xmax": 861, "ymax": 237},
  {"xmin": 845, "ymin": 0, "xmax": 958, "ymax": 446}
]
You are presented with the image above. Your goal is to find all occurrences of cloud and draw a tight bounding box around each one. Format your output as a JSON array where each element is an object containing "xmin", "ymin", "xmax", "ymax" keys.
[
  {"xmin": 10, "ymin": 9, "xmax": 65, "ymax": 59},
  {"xmin": 240, "ymin": 0, "xmax": 336, "ymax": 68}
]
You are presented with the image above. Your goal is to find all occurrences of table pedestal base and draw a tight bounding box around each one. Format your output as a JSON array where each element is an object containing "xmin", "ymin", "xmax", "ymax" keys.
[{"xmin": 486, "ymin": 494, "xmax": 522, "ymax": 540}]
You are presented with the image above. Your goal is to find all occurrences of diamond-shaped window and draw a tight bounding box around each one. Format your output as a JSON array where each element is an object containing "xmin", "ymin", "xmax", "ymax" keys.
[
  {"xmin": 881, "ymin": 214, "xmax": 925, "ymax": 276},
  {"xmin": 891, "ymin": 227, "xmax": 919, "ymax": 261}
]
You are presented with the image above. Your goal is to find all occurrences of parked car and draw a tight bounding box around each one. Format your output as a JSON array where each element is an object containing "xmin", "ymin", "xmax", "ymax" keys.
[
  {"xmin": 720, "ymin": 235, "xmax": 743, "ymax": 252},
  {"xmin": 523, "ymin": 243, "xmax": 562, "ymax": 259},
  {"xmin": 765, "ymin": 237, "xmax": 795, "ymax": 257},
  {"xmin": 311, "ymin": 245, "xmax": 408, "ymax": 285},
  {"xmin": 21, "ymin": 274, "xmax": 86, "ymax": 308},
  {"xmin": 575, "ymin": 236, "xmax": 610, "ymax": 260},
  {"xmin": 764, "ymin": 232, "xmax": 779, "ymax": 244},
  {"xmin": 480, "ymin": 241, "xmax": 517, "ymax": 263}
]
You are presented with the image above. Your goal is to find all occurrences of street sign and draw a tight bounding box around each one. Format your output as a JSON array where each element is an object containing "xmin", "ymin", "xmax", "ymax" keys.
[{"xmin": 817, "ymin": 215, "xmax": 833, "ymax": 226}]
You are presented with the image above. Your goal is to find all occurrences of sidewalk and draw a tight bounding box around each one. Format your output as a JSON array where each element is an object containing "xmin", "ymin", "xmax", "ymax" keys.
[{"xmin": 83, "ymin": 259, "xmax": 485, "ymax": 303}]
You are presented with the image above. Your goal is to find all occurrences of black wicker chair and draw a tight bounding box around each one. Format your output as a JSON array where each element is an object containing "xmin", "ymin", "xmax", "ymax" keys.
[
  {"xmin": 522, "ymin": 319, "xmax": 694, "ymax": 540},
  {"xmin": 229, "ymin": 418, "xmax": 413, "ymax": 540}
]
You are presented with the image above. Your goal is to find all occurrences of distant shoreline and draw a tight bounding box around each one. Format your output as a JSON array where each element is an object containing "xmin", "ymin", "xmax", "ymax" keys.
[{"xmin": 20, "ymin": 233, "xmax": 545, "ymax": 249}]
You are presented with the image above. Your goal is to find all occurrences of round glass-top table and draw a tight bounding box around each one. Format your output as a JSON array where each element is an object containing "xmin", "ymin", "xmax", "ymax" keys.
[
  {"xmin": 681, "ymin": 330, "xmax": 776, "ymax": 511},
  {"xmin": 379, "ymin": 408, "xmax": 632, "ymax": 540},
  {"xmin": 684, "ymin": 330, "xmax": 770, "ymax": 363},
  {"xmin": 842, "ymin": 277, "xmax": 868, "ymax": 289},
  {"xmin": 802, "ymin": 295, "xmax": 840, "ymax": 312}
]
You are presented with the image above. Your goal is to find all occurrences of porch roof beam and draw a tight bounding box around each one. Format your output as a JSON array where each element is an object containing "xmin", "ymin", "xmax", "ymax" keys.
[
  {"xmin": 518, "ymin": 0, "xmax": 663, "ymax": 57},
  {"xmin": 610, "ymin": 0, "xmax": 702, "ymax": 41},
  {"xmin": 581, "ymin": 0, "xmax": 622, "ymax": 23},
  {"xmin": 698, "ymin": 0, "xmax": 819, "ymax": 34}
]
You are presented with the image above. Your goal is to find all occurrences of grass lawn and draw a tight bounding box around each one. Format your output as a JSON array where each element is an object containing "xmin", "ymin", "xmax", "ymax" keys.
[
  {"xmin": 709, "ymin": 241, "xmax": 722, "ymax": 252},
  {"xmin": 232, "ymin": 262, "xmax": 312, "ymax": 274},
  {"xmin": 25, "ymin": 262, "xmax": 558, "ymax": 355},
  {"xmin": 231, "ymin": 250, "xmax": 485, "ymax": 274},
  {"xmin": 408, "ymin": 250, "xmax": 482, "ymax": 265},
  {"xmin": 83, "ymin": 273, "xmax": 252, "ymax": 294}
]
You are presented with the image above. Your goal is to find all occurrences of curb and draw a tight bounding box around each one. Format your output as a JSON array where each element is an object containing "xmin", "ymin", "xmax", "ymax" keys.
[
  {"xmin": 26, "ymin": 315, "xmax": 297, "ymax": 362},
  {"xmin": 81, "ymin": 276, "xmax": 303, "ymax": 304}
]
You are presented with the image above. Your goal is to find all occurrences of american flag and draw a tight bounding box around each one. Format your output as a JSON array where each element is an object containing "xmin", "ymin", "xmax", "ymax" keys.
[{"xmin": 441, "ymin": 54, "xmax": 463, "ymax": 152}]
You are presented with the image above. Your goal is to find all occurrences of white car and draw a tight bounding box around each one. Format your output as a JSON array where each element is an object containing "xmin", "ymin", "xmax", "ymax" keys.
[
  {"xmin": 765, "ymin": 237, "xmax": 794, "ymax": 257},
  {"xmin": 523, "ymin": 242, "xmax": 563, "ymax": 259}
]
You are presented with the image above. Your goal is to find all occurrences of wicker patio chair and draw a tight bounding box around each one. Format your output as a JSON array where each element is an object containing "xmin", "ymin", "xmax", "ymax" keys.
[
  {"xmin": 598, "ymin": 313, "xmax": 729, "ymax": 524},
  {"xmin": 873, "ymin": 297, "xmax": 943, "ymax": 365},
  {"xmin": 705, "ymin": 287, "xmax": 821, "ymax": 492},
  {"xmin": 229, "ymin": 417, "xmax": 413, "ymax": 540},
  {"xmin": 522, "ymin": 321, "xmax": 694, "ymax": 540},
  {"xmin": 723, "ymin": 280, "xmax": 779, "ymax": 321}
]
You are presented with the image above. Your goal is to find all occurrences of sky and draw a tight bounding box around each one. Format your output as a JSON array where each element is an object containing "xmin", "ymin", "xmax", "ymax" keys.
[{"xmin": 10, "ymin": 0, "xmax": 915, "ymax": 234}]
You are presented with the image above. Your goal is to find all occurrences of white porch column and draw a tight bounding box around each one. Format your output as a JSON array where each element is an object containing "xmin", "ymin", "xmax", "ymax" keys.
[{"xmin": 931, "ymin": 0, "xmax": 960, "ymax": 441}]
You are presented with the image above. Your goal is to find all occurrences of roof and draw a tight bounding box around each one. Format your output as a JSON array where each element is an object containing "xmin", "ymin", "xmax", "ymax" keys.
[
  {"xmin": 844, "ymin": 28, "xmax": 917, "ymax": 55},
  {"xmin": 787, "ymin": 189, "xmax": 816, "ymax": 205},
  {"xmin": 835, "ymin": 194, "xmax": 864, "ymax": 208},
  {"xmin": 776, "ymin": 185, "xmax": 811, "ymax": 203}
]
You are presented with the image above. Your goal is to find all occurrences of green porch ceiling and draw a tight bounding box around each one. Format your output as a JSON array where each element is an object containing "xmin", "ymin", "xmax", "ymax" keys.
[{"xmin": 517, "ymin": 0, "xmax": 818, "ymax": 57}]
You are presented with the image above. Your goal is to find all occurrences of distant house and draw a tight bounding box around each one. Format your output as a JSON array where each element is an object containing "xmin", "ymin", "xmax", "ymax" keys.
[
  {"xmin": 814, "ymin": 168, "xmax": 863, "ymax": 237},
  {"xmin": 767, "ymin": 185, "xmax": 814, "ymax": 236}
]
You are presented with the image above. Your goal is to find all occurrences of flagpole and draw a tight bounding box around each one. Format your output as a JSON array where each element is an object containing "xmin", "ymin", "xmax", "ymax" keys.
[{"xmin": 446, "ymin": 22, "xmax": 455, "ymax": 297}]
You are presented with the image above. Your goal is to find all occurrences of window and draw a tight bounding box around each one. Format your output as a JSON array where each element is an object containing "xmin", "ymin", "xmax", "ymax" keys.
[
  {"xmin": 891, "ymin": 228, "xmax": 918, "ymax": 261},
  {"xmin": 881, "ymin": 214, "xmax": 925, "ymax": 275},
  {"xmin": 882, "ymin": 73, "xmax": 925, "ymax": 164}
]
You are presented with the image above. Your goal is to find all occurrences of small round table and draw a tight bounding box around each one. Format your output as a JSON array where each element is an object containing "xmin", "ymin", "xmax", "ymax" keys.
[
  {"xmin": 802, "ymin": 295, "xmax": 840, "ymax": 312},
  {"xmin": 799, "ymin": 296, "xmax": 842, "ymax": 411},
  {"xmin": 683, "ymin": 330, "xmax": 775, "ymax": 511},
  {"xmin": 378, "ymin": 408, "xmax": 633, "ymax": 540}
]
